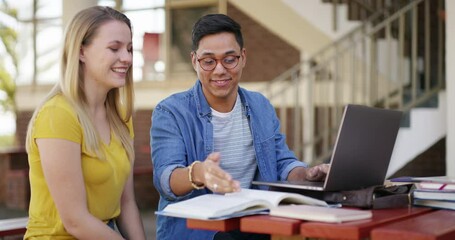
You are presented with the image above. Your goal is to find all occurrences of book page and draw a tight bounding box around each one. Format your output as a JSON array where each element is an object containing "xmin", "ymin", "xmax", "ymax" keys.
[
  {"xmin": 159, "ymin": 193, "xmax": 271, "ymax": 220},
  {"xmin": 226, "ymin": 189, "xmax": 327, "ymax": 207}
]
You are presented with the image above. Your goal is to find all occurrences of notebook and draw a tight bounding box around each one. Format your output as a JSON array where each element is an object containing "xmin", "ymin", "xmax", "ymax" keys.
[{"xmin": 252, "ymin": 104, "xmax": 402, "ymax": 192}]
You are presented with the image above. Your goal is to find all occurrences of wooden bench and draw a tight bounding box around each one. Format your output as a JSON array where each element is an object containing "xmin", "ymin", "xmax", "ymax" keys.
[{"xmin": 0, "ymin": 217, "xmax": 28, "ymax": 239}]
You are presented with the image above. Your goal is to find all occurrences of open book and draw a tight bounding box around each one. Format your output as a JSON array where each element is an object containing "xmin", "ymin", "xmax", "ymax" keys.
[
  {"xmin": 155, "ymin": 188, "xmax": 328, "ymax": 220},
  {"xmin": 270, "ymin": 205, "xmax": 372, "ymax": 223}
]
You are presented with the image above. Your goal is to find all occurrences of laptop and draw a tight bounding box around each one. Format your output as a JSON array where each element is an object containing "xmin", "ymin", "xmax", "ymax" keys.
[{"xmin": 252, "ymin": 104, "xmax": 403, "ymax": 192}]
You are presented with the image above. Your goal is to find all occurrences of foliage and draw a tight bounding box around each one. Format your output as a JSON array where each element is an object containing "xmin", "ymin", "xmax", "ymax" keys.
[
  {"xmin": 0, "ymin": 1, "xmax": 18, "ymax": 114},
  {"xmin": 0, "ymin": 133, "xmax": 14, "ymax": 146}
]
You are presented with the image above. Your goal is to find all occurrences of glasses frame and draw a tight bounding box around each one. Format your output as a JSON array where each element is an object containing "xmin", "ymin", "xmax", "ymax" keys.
[{"xmin": 195, "ymin": 54, "xmax": 241, "ymax": 71}]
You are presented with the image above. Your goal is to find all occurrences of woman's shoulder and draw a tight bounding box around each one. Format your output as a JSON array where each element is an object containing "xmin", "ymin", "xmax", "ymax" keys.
[
  {"xmin": 43, "ymin": 94, "xmax": 71, "ymax": 107},
  {"xmin": 39, "ymin": 94, "xmax": 77, "ymax": 117}
]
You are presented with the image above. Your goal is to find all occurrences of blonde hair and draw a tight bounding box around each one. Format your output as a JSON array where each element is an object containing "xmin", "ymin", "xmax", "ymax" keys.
[{"xmin": 25, "ymin": 6, "xmax": 135, "ymax": 162}]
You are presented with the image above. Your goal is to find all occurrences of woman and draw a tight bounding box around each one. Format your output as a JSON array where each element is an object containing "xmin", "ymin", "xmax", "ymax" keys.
[{"xmin": 24, "ymin": 6, "xmax": 146, "ymax": 239}]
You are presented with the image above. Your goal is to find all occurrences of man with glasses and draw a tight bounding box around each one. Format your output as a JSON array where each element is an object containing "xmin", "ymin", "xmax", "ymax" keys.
[{"xmin": 150, "ymin": 14, "xmax": 329, "ymax": 240}]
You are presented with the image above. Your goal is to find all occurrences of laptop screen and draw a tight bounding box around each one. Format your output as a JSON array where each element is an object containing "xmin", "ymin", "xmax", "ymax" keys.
[
  {"xmin": 253, "ymin": 104, "xmax": 403, "ymax": 192},
  {"xmin": 323, "ymin": 104, "xmax": 403, "ymax": 191}
]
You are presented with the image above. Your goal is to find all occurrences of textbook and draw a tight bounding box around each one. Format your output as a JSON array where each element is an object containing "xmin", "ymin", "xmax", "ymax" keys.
[
  {"xmin": 155, "ymin": 188, "xmax": 328, "ymax": 220},
  {"xmin": 416, "ymin": 182, "xmax": 455, "ymax": 191},
  {"xmin": 270, "ymin": 205, "xmax": 372, "ymax": 223},
  {"xmin": 390, "ymin": 176, "xmax": 455, "ymax": 191},
  {"xmin": 413, "ymin": 198, "xmax": 455, "ymax": 210},
  {"xmin": 391, "ymin": 176, "xmax": 455, "ymax": 184},
  {"xmin": 413, "ymin": 189, "xmax": 455, "ymax": 201}
]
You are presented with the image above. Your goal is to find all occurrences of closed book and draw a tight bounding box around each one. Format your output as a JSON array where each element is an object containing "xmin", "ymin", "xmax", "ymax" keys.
[
  {"xmin": 155, "ymin": 188, "xmax": 328, "ymax": 220},
  {"xmin": 413, "ymin": 189, "xmax": 455, "ymax": 201},
  {"xmin": 413, "ymin": 199, "xmax": 455, "ymax": 210},
  {"xmin": 391, "ymin": 176, "xmax": 455, "ymax": 184},
  {"xmin": 270, "ymin": 205, "xmax": 372, "ymax": 223},
  {"xmin": 390, "ymin": 176, "xmax": 455, "ymax": 191},
  {"xmin": 416, "ymin": 182, "xmax": 455, "ymax": 191}
]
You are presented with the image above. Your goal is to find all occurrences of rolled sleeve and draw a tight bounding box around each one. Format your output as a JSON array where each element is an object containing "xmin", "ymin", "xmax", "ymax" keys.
[
  {"xmin": 159, "ymin": 165, "xmax": 195, "ymax": 201},
  {"xmin": 280, "ymin": 161, "xmax": 308, "ymax": 180}
]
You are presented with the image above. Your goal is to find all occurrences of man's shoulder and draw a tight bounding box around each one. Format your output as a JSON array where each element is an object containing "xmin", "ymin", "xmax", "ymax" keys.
[
  {"xmin": 239, "ymin": 87, "xmax": 271, "ymax": 104},
  {"xmin": 157, "ymin": 89, "xmax": 194, "ymax": 108}
]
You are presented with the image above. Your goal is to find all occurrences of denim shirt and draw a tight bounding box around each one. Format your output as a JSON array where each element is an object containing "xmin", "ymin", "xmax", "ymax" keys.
[{"xmin": 150, "ymin": 80, "xmax": 307, "ymax": 240}]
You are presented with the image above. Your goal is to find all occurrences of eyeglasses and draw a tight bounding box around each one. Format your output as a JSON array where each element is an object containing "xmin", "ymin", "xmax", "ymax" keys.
[{"xmin": 195, "ymin": 54, "xmax": 241, "ymax": 71}]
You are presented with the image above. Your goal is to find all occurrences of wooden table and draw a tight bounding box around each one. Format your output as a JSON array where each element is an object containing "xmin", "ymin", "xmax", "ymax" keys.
[{"xmin": 187, "ymin": 207, "xmax": 455, "ymax": 240}]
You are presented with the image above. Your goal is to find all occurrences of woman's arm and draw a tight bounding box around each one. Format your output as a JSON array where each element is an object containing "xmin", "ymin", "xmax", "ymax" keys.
[
  {"xmin": 38, "ymin": 138, "xmax": 124, "ymax": 239},
  {"xmin": 116, "ymin": 170, "xmax": 146, "ymax": 239}
]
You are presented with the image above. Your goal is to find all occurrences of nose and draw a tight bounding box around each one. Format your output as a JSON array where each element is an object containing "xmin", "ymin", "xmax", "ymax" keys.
[
  {"xmin": 120, "ymin": 48, "xmax": 133, "ymax": 64},
  {"xmin": 212, "ymin": 59, "xmax": 227, "ymax": 74}
]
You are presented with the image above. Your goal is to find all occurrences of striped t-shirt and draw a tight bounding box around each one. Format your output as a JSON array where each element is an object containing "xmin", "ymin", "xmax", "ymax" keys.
[{"xmin": 211, "ymin": 95, "xmax": 257, "ymax": 188}]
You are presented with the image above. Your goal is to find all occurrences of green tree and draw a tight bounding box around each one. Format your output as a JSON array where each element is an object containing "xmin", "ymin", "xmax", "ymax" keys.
[{"xmin": 0, "ymin": 1, "xmax": 18, "ymax": 115}]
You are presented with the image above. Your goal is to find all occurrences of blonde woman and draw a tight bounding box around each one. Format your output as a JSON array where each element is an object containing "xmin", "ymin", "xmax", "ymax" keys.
[{"xmin": 24, "ymin": 6, "xmax": 145, "ymax": 239}]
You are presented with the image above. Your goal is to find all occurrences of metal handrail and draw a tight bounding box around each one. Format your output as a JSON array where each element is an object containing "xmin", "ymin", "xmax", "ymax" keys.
[{"xmin": 261, "ymin": 0, "xmax": 445, "ymax": 165}]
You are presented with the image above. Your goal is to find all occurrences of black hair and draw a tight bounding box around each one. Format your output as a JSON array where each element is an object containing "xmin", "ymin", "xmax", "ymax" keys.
[{"xmin": 191, "ymin": 13, "xmax": 243, "ymax": 51}]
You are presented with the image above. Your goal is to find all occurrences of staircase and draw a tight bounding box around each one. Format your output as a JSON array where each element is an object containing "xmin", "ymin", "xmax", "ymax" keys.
[
  {"xmin": 261, "ymin": 0, "xmax": 446, "ymax": 176},
  {"xmin": 388, "ymin": 91, "xmax": 446, "ymax": 176}
]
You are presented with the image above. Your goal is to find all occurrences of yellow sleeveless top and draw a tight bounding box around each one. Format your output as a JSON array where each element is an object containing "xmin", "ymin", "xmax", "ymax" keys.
[{"xmin": 24, "ymin": 94, "xmax": 133, "ymax": 239}]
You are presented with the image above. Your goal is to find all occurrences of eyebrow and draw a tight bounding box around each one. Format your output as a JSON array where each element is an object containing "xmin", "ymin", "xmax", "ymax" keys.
[
  {"xmin": 198, "ymin": 50, "xmax": 238, "ymax": 57},
  {"xmin": 108, "ymin": 40, "xmax": 132, "ymax": 46}
]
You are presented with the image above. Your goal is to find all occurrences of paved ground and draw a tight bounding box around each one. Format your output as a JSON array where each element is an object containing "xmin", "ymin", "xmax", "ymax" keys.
[{"xmin": 0, "ymin": 206, "xmax": 157, "ymax": 240}]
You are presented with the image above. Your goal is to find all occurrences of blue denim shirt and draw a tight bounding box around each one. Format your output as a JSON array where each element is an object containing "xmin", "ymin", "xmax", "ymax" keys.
[{"xmin": 150, "ymin": 80, "xmax": 307, "ymax": 240}]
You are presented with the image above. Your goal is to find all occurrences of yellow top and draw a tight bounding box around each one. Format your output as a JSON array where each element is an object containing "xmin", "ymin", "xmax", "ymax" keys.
[{"xmin": 24, "ymin": 94, "xmax": 133, "ymax": 239}]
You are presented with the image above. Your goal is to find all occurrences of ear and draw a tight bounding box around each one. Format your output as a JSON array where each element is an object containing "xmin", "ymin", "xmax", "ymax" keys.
[
  {"xmin": 79, "ymin": 47, "xmax": 86, "ymax": 63},
  {"xmin": 191, "ymin": 51, "xmax": 197, "ymax": 71},
  {"xmin": 240, "ymin": 48, "xmax": 246, "ymax": 68}
]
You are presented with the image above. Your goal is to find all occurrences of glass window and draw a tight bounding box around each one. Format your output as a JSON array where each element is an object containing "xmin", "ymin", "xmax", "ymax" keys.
[
  {"xmin": 122, "ymin": 0, "xmax": 165, "ymax": 81},
  {"xmin": 4, "ymin": 0, "xmax": 222, "ymax": 85},
  {"xmin": 5, "ymin": 0, "xmax": 62, "ymax": 85},
  {"xmin": 169, "ymin": 5, "xmax": 217, "ymax": 80}
]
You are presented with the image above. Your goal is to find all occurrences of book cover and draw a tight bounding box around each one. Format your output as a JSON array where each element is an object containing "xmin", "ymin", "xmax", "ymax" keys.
[
  {"xmin": 270, "ymin": 205, "xmax": 372, "ymax": 223},
  {"xmin": 155, "ymin": 188, "xmax": 328, "ymax": 220}
]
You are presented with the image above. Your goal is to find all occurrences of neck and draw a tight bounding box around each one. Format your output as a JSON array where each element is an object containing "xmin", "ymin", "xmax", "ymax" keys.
[{"xmin": 208, "ymin": 93, "xmax": 237, "ymax": 113}]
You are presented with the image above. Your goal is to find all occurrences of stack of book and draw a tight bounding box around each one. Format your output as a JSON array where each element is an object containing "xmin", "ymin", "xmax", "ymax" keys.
[{"xmin": 392, "ymin": 176, "xmax": 455, "ymax": 210}]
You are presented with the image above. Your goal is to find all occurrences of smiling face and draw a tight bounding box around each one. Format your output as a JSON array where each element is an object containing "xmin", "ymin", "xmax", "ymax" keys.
[
  {"xmin": 79, "ymin": 20, "xmax": 133, "ymax": 93},
  {"xmin": 191, "ymin": 32, "xmax": 246, "ymax": 112}
]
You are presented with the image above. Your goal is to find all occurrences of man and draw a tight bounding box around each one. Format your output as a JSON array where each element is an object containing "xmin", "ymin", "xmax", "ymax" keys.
[{"xmin": 151, "ymin": 13, "xmax": 329, "ymax": 240}]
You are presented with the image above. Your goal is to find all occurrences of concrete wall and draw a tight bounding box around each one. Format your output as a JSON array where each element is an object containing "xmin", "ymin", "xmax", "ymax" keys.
[{"xmin": 446, "ymin": 0, "xmax": 454, "ymax": 176}]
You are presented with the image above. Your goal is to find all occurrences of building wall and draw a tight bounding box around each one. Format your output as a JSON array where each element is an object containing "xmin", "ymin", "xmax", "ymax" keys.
[
  {"xmin": 227, "ymin": 3, "xmax": 300, "ymax": 82},
  {"xmin": 446, "ymin": 0, "xmax": 454, "ymax": 176}
]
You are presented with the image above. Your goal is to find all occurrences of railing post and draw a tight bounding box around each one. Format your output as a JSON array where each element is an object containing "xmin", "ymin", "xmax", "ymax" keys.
[
  {"xmin": 369, "ymin": 34, "xmax": 377, "ymax": 106},
  {"xmin": 302, "ymin": 55, "xmax": 314, "ymax": 164},
  {"xmin": 411, "ymin": 4, "xmax": 418, "ymax": 102},
  {"xmin": 292, "ymin": 70, "xmax": 301, "ymax": 159}
]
